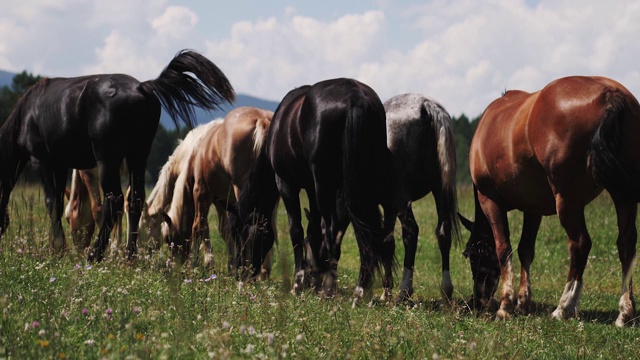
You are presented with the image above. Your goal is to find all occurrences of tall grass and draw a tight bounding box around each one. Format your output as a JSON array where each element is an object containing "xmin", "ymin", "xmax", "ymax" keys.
[{"xmin": 0, "ymin": 184, "xmax": 639, "ymax": 359}]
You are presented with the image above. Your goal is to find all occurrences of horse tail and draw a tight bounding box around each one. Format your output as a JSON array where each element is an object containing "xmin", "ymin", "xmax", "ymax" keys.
[
  {"xmin": 422, "ymin": 98, "xmax": 461, "ymax": 244},
  {"xmin": 252, "ymin": 116, "xmax": 270, "ymax": 158},
  {"xmin": 589, "ymin": 87, "xmax": 640, "ymax": 200},
  {"xmin": 342, "ymin": 92, "xmax": 389, "ymax": 272},
  {"xmin": 139, "ymin": 49, "xmax": 235, "ymax": 129}
]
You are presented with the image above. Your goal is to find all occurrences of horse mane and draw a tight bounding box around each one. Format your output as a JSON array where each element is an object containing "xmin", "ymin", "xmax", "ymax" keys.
[
  {"xmin": 0, "ymin": 79, "xmax": 49, "ymax": 147},
  {"xmin": 146, "ymin": 120, "xmax": 221, "ymax": 216}
]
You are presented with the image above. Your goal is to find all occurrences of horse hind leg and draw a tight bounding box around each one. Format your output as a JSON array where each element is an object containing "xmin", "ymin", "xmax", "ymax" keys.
[
  {"xmin": 396, "ymin": 202, "xmax": 417, "ymax": 302},
  {"xmin": 35, "ymin": 161, "xmax": 68, "ymax": 253},
  {"xmin": 515, "ymin": 213, "xmax": 542, "ymax": 314},
  {"xmin": 551, "ymin": 197, "xmax": 591, "ymax": 320},
  {"xmin": 611, "ymin": 194, "xmax": 637, "ymax": 327}
]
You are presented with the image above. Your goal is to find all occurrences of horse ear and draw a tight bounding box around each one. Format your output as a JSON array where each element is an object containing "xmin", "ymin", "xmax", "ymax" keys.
[{"xmin": 458, "ymin": 212, "xmax": 474, "ymax": 231}]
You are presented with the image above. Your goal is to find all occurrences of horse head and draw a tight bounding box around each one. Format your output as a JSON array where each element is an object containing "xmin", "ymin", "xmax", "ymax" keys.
[{"xmin": 459, "ymin": 189, "xmax": 501, "ymax": 308}]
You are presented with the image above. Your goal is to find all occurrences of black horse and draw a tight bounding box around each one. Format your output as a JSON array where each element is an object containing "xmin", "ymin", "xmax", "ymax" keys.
[
  {"xmin": 233, "ymin": 78, "xmax": 397, "ymax": 300},
  {"xmin": 0, "ymin": 49, "xmax": 235, "ymax": 261}
]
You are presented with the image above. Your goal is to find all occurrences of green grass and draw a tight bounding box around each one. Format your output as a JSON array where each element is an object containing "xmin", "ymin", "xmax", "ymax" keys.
[{"xmin": 1, "ymin": 184, "xmax": 640, "ymax": 359}]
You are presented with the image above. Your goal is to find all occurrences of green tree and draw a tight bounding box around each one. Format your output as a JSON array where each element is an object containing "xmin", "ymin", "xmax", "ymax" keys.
[
  {"xmin": 0, "ymin": 71, "xmax": 43, "ymax": 126},
  {"xmin": 452, "ymin": 113, "xmax": 481, "ymax": 184}
]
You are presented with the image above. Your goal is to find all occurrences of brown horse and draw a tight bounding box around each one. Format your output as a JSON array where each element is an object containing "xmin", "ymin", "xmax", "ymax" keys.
[
  {"xmin": 64, "ymin": 167, "xmax": 127, "ymax": 252},
  {"xmin": 162, "ymin": 107, "xmax": 275, "ymax": 274},
  {"xmin": 461, "ymin": 76, "xmax": 640, "ymax": 326}
]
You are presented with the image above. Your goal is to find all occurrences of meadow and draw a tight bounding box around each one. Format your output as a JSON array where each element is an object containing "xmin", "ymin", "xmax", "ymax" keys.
[{"xmin": 1, "ymin": 183, "xmax": 639, "ymax": 359}]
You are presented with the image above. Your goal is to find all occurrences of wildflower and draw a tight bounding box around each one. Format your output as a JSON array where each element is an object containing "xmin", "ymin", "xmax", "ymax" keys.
[
  {"xmin": 39, "ymin": 329, "xmax": 46, "ymax": 336},
  {"xmin": 58, "ymin": 353, "xmax": 66, "ymax": 359},
  {"xmin": 85, "ymin": 265, "xmax": 92, "ymax": 270},
  {"xmin": 248, "ymin": 326, "xmax": 256, "ymax": 335},
  {"xmin": 184, "ymin": 279, "xmax": 193, "ymax": 284},
  {"xmin": 74, "ymin": 264, "xmax": 81, "ymax": 270},
  {"xmin": 24, "ymin": 323, "xmax": 29, "ymax": 331},
  {"xmin": 106, "ymin": 308, "xmax": 113, "ymax": 315},
  {"xmin": 61, "ymin": 310, "xmax": 68, "ymax": 320},
  {"xmin": 82, "ymin": 308, "xmax": 89, "ymax": 316},
  {"xmin": 222, "ymin": 321, "xmax": 230, "ymax": 329},
  {"xmin": 135, "ymin": 333, "xmax": 144, "ymax": 341},
  {"xmin": 49, "ymin": 277, "xmax": 56, "ymax": 283},
  {"xmin": 295, "ymin": 334, "xmax": 303, "ymax": 342},
  {"xmin": 132, "ymin": 306, "xmax": 141, "ymax": 314},
  {"xmin": 108, "ymin": 334, "xmax": 116, "ymax": 340},
  {"xmin": 32, "ymin": 321, "xmax": 40, "ymax": 328},
  {"xmin": 243, "ymin": 344, "xmax": 255, "ymax": 354},
  {"xmin": 84, "ymin": 339, "xmax": 95, "ymax": 346},
  {"xmin": 203, "ymin": 274, "xmax": 217, "ymax": 282},
  {"xmin": 36, "ymin": 339, "xmax": 50, "ymax": 348},
  {"xmin": 17, "ymin": 248, "xmax": 23, "ymax": 254},
  {"xmin": 267, "ymin": 333, "xmax": 274, "ymax": 346},
  {"xmin": 240, "ymin": 325, "xmax": 247, "ymax": 334}
]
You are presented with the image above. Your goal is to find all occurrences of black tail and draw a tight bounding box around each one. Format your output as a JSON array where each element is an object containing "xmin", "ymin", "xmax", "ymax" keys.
[
  {"xmin": 589, "ymin": 88, "xmax": 640, "ymax": 200},
  {"xmin": 342, "ymin": 92, "xmax": 391, "ymax": 272},
  {"xmin": 140, "ymin": 49, "xmax": 235, "ymax": 129}
]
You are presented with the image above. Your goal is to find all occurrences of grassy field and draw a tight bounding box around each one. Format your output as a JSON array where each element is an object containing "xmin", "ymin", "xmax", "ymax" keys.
[{"xmin": 1, "ymin": 184, "xmax": 639, "ymax": 359}]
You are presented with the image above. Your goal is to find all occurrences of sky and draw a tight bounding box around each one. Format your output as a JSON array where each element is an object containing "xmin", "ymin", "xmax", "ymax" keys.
[{"xmin": 1, "ymin": 0, "xmax": 640, "ymax": 118}]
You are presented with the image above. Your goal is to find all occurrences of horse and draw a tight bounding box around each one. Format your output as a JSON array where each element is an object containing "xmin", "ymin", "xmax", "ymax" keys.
[
  {"xmin": 232, "ymin": 78, "xmax": 397, "ymax": 300},
  {"xmin": 64, "ymin": 167, "xmax": 127, "ymax": 252},
  {"xmin": 160, "ymin": 107, "xmax": 275, "ymax": 275},
  {"xmin": 383, "ymin": 93, "xmax": 460, "ymax": 302},
  {"xmin": 0, "ymin": 49, "xmax": 235, "ymax": 262},
  {"xmin": 460, "ymin": 76, "xmax": 640, "ymax": 326}
]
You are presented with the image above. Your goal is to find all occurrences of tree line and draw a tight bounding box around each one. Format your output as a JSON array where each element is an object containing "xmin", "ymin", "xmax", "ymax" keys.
[{"xmin": 0, "ymin": 71, "xmax": 479, "ymax": 185}]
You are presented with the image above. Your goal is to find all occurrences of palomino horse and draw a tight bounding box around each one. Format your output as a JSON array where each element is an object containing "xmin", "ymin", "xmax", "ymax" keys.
[
  {"xmin": 233, "ymin": 78, "xmax": 396, "ymax": 299},
  {"xmin": 0, "ymin": 50, "xmax": 234, "ymax": 261},
  {"xmin": 384, "ymin": 94, "xmax": 460, "ymax": 301},
  {"xmin": 64, "ymin": 168, "xmax": 125, "ymax": 251},
  {"xmin": 141, "ymin": 121, "xmax": 218, "ymax": 252},
  {"xmin": 461, "ymin": 76, "xmax": 640, "ymax": 326},
  {"xmin": 162, "ymin": 107, "xmax": 275, "ymax": 274}
]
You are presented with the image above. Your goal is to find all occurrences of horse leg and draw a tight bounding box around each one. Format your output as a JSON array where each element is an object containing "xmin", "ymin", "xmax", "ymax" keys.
[
  {"xmin": 433, "ymin": 190, "xmax": 455, "ymax": 303},
  {"xmin": 551, "ymin": 197, "xmax": 591, "ymax": 320},
  {"xmin": 379, "ymin": 200, "xmax": 396, "ymax": 302},
  {"xmin": 477, "ymin": 192, "xmax": 513, "ymax": 318},
  {"xmin": 397, "ymin": 202, "xmax": 417, "ymax": 301},
  {"xmin": 611, "ymin": 194, "xmax": 637, "ymax": 327},
  {"xmin": 276, "ymin": 178, "xmax": 305, "ymax": 293},
  {"xmin": 192, "ymin": 181, "xmax": 213, "ymax": 269},
  {"xmin": 125, "ymin": 163, "xmax": 146, "ymax": 261},
  {"xmin": 34, "ymin": 160, "xmax": 68, "ymax": 253},
  {"xmin": 89, "ymin": 163, "xmax": 124, "ymax": 262},
  {"xmin": 515, "ymin": 213, "xmax": 542, "ymax": 314}
]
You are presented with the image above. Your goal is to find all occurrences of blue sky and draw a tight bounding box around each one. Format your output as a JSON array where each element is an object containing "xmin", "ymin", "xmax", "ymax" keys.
[{"xmin": 1, "ymin": 0, "xmax": 637, "ymax": 117}]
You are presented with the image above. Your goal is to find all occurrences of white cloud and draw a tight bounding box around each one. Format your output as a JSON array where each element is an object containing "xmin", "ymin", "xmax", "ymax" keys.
[{"xmin": 2, "ymin": 0, "xmax": 640, "ymax": 117}]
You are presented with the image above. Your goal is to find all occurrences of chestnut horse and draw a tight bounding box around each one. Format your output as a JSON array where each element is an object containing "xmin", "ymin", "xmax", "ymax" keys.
[
  {"xmin": 384, "ymin": 93, "xmax": 460, "ymax": 301},
  {"xmin": 232, "ymin": 78, "xmax": 396, "ymax": 300},
  {"xmin": 0, "ymin": 50, "xmax": 234, "ymax": 261},
  {"xmin": 461, "ymin": 76, "xmax": 640, "ymax": 326},
  {"xmin": 162, "ymin": 107, "xmax": 275, "ymax": 274},
  {"xmin": 64, "ymin": 168, "xmax": 126, "ymax": 251}
]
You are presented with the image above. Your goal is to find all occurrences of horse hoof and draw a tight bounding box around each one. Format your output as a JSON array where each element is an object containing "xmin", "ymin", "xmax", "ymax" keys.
[{"xmin": 551, "ymin": 308, "xmax": 564, "ymax": 320}]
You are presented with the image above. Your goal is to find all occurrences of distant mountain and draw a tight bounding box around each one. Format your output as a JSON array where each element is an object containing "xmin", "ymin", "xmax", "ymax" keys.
[
  {"xmin": 0, "ymin": 69, "xmax": 14, "ymax": 88},
  {"xmin": 159, "ymin": 93, "xmax": 280, "ymax": 128},
  {"xmin": 0, "ymin": 69, "xmax": 280, "ymax": 128}
]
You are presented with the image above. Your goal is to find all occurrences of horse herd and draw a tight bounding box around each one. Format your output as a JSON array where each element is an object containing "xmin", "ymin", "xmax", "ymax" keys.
[{"xmin": 1, "ymin": 50, "xmax": 639, "ymax": 327}]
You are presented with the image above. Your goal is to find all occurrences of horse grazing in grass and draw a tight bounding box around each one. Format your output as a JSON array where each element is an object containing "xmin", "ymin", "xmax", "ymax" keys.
[
  {"xmin": 461, "ymin": 76, "xmax": 640, "ymax": 326},
  {"xmin": 384, "ymin": 94, "xmax": 460, "ymax": 302},
  {"xmin": 141, "ymin": 121, "xmax": 217, "ymax": 252},
  {"xmin": 233, "ymin": 78, "xmax": 396, "ymax": 299},
  {"xmin": 162, "ymin": 107, "xmax": 275, "ymax": 274},
  {"xmin": 0, "ymin": 49, "xmax": 235, "ymax": 261},
  {"xmin": 64, "ymin": 167, "xmax": 127, "ymax": 252}
]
